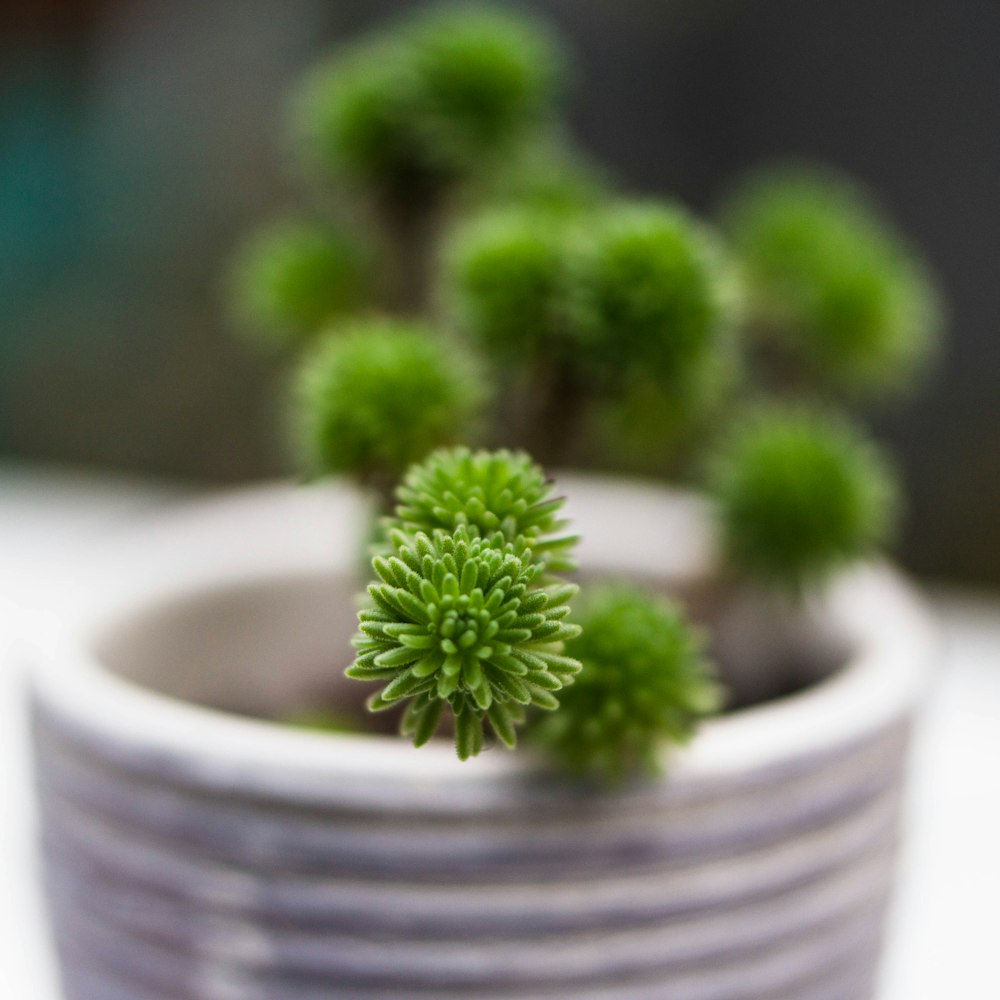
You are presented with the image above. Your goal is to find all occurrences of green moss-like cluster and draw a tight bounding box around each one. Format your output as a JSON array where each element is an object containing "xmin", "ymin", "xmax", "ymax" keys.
[
  {"xmin": 571, "ymin": 203, "xmax": 732, "ymax": 389},
  {"xmin": 294, "ymin": 5, "xmax": 565, "ymax": 197},
  {"xmin": 350, "ymin": 522, "xmax": 581, "ymax": 759},
  {"xmin": 228, "ymin": 221, "xmax": 370, "ymax": 348},
  {"xmin": 232, "ymin": 4, "xmax": 942, "ymax": 777},
  {"xmin": 405, "ymin": 6, "xmax": 566, "ymax": 174},
  {"xmin": 708, "ymin": 407, "xmax": 898, "ymax": 589},
  {"xmin": 528, "ymin": 585, "xmax": 720, "ymax": 783},
  {"xmin": 389, "ymin": 447, "xmax": 577, "ymax": 572},
  {"xmin": 295, "ymin": 319, "xmax": 485, "ymax": 485},
  {"xmin": 721, "ymin": 166, "xmax": 941, "ymax": 393},
  {"xmin": 444, "ymin": 201, "xmax": 731, "ymax": 388},
  {"xmin": 443, "ymin": 205, "xmax": 573, "ymax": 363}
]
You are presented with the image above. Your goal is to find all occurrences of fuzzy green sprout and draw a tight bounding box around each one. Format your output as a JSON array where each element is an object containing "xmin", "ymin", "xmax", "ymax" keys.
[
  {"xmin": 388, "ymin": 447, "xmax": 577, "ymax": 573},
  {"xmin": 721, "ymin": 165, "xmax": 941, "ymax": 394},
  {"xmin": 571, "ymin": 203, "xmax": 733, "ymax": 390},
  {"xmin": 528, "ymin": 585, "xmax": 720, "ymax": 783},
  {"xmin": 295, "ymin": 319, "xmax": 485, "ymax": 499},
  {"xmin": 349, "ymin": 524, "xmax": 581, "ymax": 760},
  {"xmin": 404, "ymin": 5, "xmax": 567, "ymax": 175},
  {"xmin": 441, "ymin": 200, "xmax": 734, "ymax": 464},
  {"xmin": 708, "ymin": 407, "xmax": 898, "ymax": 589},
  {"xmin": 293, "ymin": 4, "xmax": 565, "ymax": 197},
  {"xmin": 442, "ymin": 205, "xmax": 572, "ymax": 364},
  {"xmin": 228, "ymin": 221, "xmax": 370, "ymax": 349}
]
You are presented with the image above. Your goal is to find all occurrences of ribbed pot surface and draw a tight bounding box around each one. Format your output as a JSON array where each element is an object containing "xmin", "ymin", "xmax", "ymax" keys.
[{"xmin": 29, "ymin": 480, "xmax": 934, "ymax": 1000}]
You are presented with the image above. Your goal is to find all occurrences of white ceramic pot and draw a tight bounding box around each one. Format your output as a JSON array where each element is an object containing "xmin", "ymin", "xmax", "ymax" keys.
[{"xmin": 29, "ymin": 478, "xmax": 935, "ymax": 1000}]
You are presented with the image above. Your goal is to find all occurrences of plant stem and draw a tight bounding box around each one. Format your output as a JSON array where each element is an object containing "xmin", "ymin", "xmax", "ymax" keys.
[{"xmin": 525, "ymin": 355, "xmax": 591, "ymax": 467}]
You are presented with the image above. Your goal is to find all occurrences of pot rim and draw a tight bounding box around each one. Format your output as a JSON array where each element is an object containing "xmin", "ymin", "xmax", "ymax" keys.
[{"xmin": 27, "ymin": 476, "xmax": 937, "ymax": 793}]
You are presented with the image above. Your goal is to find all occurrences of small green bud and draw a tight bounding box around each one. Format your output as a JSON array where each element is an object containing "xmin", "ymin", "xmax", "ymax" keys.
[
  {"xmin": 388, "ymin": 446, "xmax": 577, "ymax": 572},
  {"xmin": 404, "ymin": 4, "xmax": 567, "ymax": 174},
  {"xmin": 293, "ymin": 39, "xmax": 421, "ymax": 195},
  {"xmin": 350, "ymin": 523, "xmax": 581, "ymax": 759},
  {"xmin": 708, "ymin": 406, "xmax": 898, "ymax": 589},
  {"xmin": 570, "ymin": 202, "xmax": 733, "ymax": 389},
  {"xmin": 228, "ymin": 221, "xmax": 370, "ymax": 349},
  {"xmin": 295, "ymin": 318, "xmax": 485, "ymax": 484},
  {"xmin": 442, "ymin": 205, "xmax": 572, "ymax": 363},
  {"xmin": 528, "ymin": 584, "xmax": 720, "ymax": 783},
  {"xmin": 720, "ymin": 164, "xmax": 942, "ymax": 394}
]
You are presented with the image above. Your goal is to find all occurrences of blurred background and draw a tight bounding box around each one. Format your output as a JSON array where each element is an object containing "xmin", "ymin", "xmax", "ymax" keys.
[{"xmin": 2, "ymin": 0, "xmax": 998, "ymax": 583}]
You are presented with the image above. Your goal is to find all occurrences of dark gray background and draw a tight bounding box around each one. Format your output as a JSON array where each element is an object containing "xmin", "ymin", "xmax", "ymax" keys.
[{"xmin": 2, "ymin": 0, "xmax": 997, "ymax": 582}]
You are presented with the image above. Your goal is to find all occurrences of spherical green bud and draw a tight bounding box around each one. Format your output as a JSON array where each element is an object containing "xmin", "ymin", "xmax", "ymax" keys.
[
  {"xmin": 404, "ymin": 4, "xmax": 567, "ymax": 174},
  {"xmin": 228, "ymin": 221, "xmax": 370, "ymax": 349},
  {"xmin": 292, "ymin": 5, "xmax": 566, "ymax": 195},
  {"xmin": 442, "ymin": 206, "xmax": 571, "ymax": 363},
  {"xmin": 349, "ymin": 524, "xmax": 582, "ymax": 759},
  {"xmin": 708, "ymin": 407, "xmax": 898, "ymax": 588},
  {"xmin": 571, "ymin": 203, "xmax": 733, "ymax": 389},
  {"xmin": 389, "ymin": 446, "xmax": 577, "ymax": 572},
  {"xmin": 720, "ymin": 165, "xmax": 942, "ymax": 393},
  {"xmin": 295, "ymin": 319, "xmax": 485, "ymax": 483},
  {"xmin": 293, "ymin": 39, "xmax": 423, "ymax": 195},
  {"xmin": 528, "ymin": 584, "xmax": 720, "ymax": 783}
]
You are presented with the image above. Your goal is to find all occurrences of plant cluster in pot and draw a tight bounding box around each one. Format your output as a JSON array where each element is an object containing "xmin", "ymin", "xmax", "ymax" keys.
[{"xmin": 29, "ymin": 5, "xmax": 944, "ymax": 999}]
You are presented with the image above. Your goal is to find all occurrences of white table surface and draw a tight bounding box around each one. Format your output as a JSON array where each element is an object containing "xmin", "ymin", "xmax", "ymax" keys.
[{"xmin": 1, "ymin": 464, "xmax": 997, "ymax": 999}]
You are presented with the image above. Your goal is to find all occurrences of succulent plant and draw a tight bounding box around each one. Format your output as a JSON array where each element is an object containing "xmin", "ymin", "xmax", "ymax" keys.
[
  {"xmin": 442, "ymin": 205, "xmax": 573, "ymax": 364},
  {"xmin": 571, "ymin": 202, "xmax": 733, "ymax": 390},
  {"xmin": 528, "ymin": 584, "xmax": 720, "ymax": 783},
  {"xmin": 231, "ymin": 3, "xmax": 943, "ymax": 782},
  {"xmin": 403, "ymin": 5, "xmax": 567, "ymax": 175},
  {"xmin": 295, "ymin": 318, "xmax": 485, "ymax": 496},
  {"xmin": 708, "ymin": 407, "xmax": 898, "ymax": 589},
  {"xmin": 228, "ymin": 220, "xmax": 370, "ymax": 348},
  {"xmin": 349, "ymin": 524, "xmax": 581, "ymax": 759},
  {"xmin": 721, "ymin": 165, "xmax": 941, "ymax": 394},
  {"xmin": 441, "ymin": 199, "xmax": 735, "ymax": 464},
  {"xmin": 293, "ymin": 38, "xmax": 423, "ymax": 198},
  {"xmin": 293, "ymin": 4, "xmax": 565, "ymax": 199},
  {"xmin": 388, "ymin": 446, "xmax": 577, "ymax": 572}
]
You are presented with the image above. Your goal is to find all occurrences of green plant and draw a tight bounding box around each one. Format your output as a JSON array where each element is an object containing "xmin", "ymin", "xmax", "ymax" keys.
[
  {"xmin": 295, "ymin": 318, "xmax": 485, "ymax": 505},
  {"xmin": 720, "ymin": 165, "xmax": 941, "ymax": 394},
  {"xmin": 708, "ymin": 407, "xmax": 898, "ymax": 590},
  {"xmin": 571, "ymin": 203, "xmax": 732, "ymax": 391},
  {"xmin": 441, "ymin": 199, "xmax": 734, "ymax": 462},
  {"xmin": 229, "ymin": 3, "xmax": 944, "ymax": 779},
  {"xmin": 228, "ymin": 220, "xmax": 371, "ymax": 349},
  {"xmin": 349, "ymin": 509, "xmax": 582, "ymax": 759},
  {"xmin": 294, "ymin": 5, "xmax": 565, "ymax": 198},
  {"xmin": 388, "ymin": 446, "xmax": 577, "ymax": 572},
  {"xmin": 528, "ymin": 584, "xmax": 720, "ymax": 783},
  {"xmin": 443, "ymin": 205, "xmax": 571, "ymax": 366}
]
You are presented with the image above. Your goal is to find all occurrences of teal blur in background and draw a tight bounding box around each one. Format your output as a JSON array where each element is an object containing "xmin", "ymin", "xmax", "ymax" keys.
[{"xmin": 2, "ymin": 0, "xmax": 999, "ymax": 583}]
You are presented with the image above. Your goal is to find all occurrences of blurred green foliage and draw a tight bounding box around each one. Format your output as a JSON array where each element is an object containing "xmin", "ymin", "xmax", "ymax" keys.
[
  {"xmin": 720, "ymin": 165, "xmax": 941, "ymax": 394},
  {"xmin": 569, "ymin": 203, "xmax": 733, "ymax": 391},
  {"xmin": 388, "ymin": 446, "xmax": 577, "ymax": 572},
  {"xmin": 292, "ymin": 5, "xmax": 566, "ymax": 200},
  {"xmin": 227, "ymin": 221, "xmax": 372, "ymax": 349},
  {"xmin": 708, "ymin": 406, "xmax": 898, "ymax": 589},
  {"xmin": 349, "ymin": 519, "xmax": 581, "ymax": 759},
  {"xmin": 528, "ymin": 584, "xmax": 720, "ymax": 784},
  {"xmin": 295, "ymin": 318, "xmax": 485, "ymax": 491}
]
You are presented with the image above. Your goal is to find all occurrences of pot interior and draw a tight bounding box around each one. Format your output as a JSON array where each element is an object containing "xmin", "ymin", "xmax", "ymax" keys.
[
  {"xmin": 91, "ymin": 568, "xmax": 855, "ymax": 729},
  {"xmin": 91, "ymin": 572, "xmax": 370, "ymax": 725}
]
